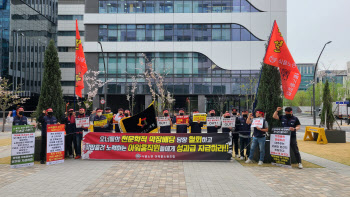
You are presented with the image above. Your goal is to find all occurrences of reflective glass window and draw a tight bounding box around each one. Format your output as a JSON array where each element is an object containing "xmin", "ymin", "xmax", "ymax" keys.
[
  {"xmin": 146, "ymin": 1, "xmax": 155, "ymax": 13},
  {"xmin": 135, "ymin": 0, "xmax": 146, "ymax": 13},
  {"xmin": 164, "ymin": 0, "xmax": 173, "ymax": 13},
  {"xmin": 174, "ymin": 1, "xmax": 183, "ymax": 13},
  {"xmin": 183, "ymin": 1, "xmax": 192, "ymax": 13}
]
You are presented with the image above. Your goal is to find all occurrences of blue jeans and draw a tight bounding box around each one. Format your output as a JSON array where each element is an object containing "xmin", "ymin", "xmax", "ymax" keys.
[{"xmin": 248, "ymin": 136, "xmax": 266, "ymax": 162}]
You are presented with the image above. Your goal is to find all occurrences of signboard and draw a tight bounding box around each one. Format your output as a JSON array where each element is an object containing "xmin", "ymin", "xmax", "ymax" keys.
[
  {"xmin": 176, "ymin": 115, "xmax": 189, "ymax": 125},
  {"xmin": 103, "ymin": 113, "xmax": 113, "ymax": 122},
  {"xmin": 94, "ymin": 119, "xmax": 108, "ymax": 127},
  {"xmin": 11, "ymin": 125, "xmax": 35, "ymax": 168},
  {"xmin": 82, "ymin": 133, "xmax": 232, "ymax": 160},
  {"xmin": 46, "ymin": 124, "xmax": 65, "ymax": 165},
  {"xmin": 76, "ymin": 117, "xmax": 90, "ymax": 128},
  {"xmin": 339, "ymin": 104, "xmax": 348, "ymax": 117},
  {"xmin": 251, "ymin": 118, "xmax": 264, "ymax": 128},
  {"xmin": 193, "ymin": 113, "xmax": 207, "ymax": 122},
  {"xmin": 221, "ymin": 117, "xmax": 235, "ymax": 128},
  {"xmin": 100, "ymin": 99, "xmax": 105, "ymax": 105},
  {"xmin": 157, "ymin": 117, "xmax": 171, "ymax": 127},
  {"xmin": 113, "ymin": 114, "xmax": 122, "ymax": 124},
  {"xmin": 206, "ymin": 117, "xmax": 221, "ymax": 127},
  {"xmin": 270, "ymin": 127, "xmax": 291, "ymax": 168}
]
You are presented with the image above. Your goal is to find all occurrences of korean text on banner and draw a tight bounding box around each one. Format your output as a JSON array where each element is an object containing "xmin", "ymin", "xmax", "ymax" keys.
[
  {"xmin": 176, "ymin": 115, "xmax": 189, "ymax": 125},
  {"xmin": 251, "ymin": 118, "xmax": 264, "ymax": 128},
  {"xmin": 46, "ymin": 124, "xmax": 65, "ymax": 165},
  {"xmin": 82, "ymin": 133, "xmax": 232, "ymax": 160},
  {"xmin": 103, "ymin": 114, "xmax": 113, "ymax": 122},
  {"xmin": 206, "ymin": 117, "xmax": 221, "ymax": 127},
  {"xmin": 11, "ymin": 125, "xmax": 35, "ymax": 168},
  {"xmin": 193, "ymin": 113, "xmax": 207, "ymax": 122},
  {"xmin": 270, "ymin": 127, "xmax": 291, "ymax": 168},
  {"xmin": 76, "ymin": 117, "xmax": 90, "ymax": 128},
  {"xmin": 94, "ymin": 119, "xmax": 108, "ymax": 127},
  {"xmin": 221, "ymin": 117, "xmax": 235, "ymax": 128},
  {"xmin": 157, "ymin": 117, "xmax": 171, "ymax": 127}
]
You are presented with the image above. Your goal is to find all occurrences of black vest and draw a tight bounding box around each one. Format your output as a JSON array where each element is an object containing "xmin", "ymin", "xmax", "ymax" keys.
[
  {"xmin": 238, "ymin": 117, "xmax": 251, "ymax": 136},
  {"xmin": 280, "ymin": 115, "xmax": 298, "ymax": 137},
  {"xmin": 252, "ymin": 119, "xmax": 266, "ymax": 138}
]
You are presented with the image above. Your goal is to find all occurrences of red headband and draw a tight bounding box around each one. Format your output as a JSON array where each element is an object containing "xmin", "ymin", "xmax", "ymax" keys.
[
  {"xmin": 224, "ymin": 113, "xmax": 230, "ymax": 116},
  {"xmin": 163, "ymin": 110, "xmax": 169, "ymax": 113},
  {"xmin": 18, "ymin": 108, "xmax": 24, "ymax": 110},
  {"xmin": 256, "ymin": 111, "xmax": 265, "ymax": 117},
  {"xmin": 68, "ymin": 109, "xmax": 74, "ymax": 112},
  {"xmin": 79, "ymin": 108, "xmax": 85, "ymax": 111},
  {"xmin": 210, "ymin": 110, "xmax": 215, "ymax": 113},
  {"xmin": 47, "ymin": 108, "xmax": 52, "ymax": 111}
]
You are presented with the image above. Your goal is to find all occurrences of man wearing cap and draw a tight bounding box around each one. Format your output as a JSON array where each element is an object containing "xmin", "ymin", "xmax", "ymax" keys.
[
  {"xmin": 245, "ymin": 109, "xmax": 269, "ymax": 165},
  {"xmin": 273, "ymin": 107, "xmax": 303, "ymax": 169},
  {"xmin": 105, "ymin": 107, "xmax": 114, "ymax": 132},
  {"xmin": 93, "ymin": 108, "xmax": 108, "ymax": 132},
  {"xmin": 12, "ymin": 107, "xmax": 29, "ymax": 125},
  {"xmin": 236, "ymin": 110, "xmax": 251, "ymax": 160},
  {"xmin": 159, "ymin": 109, "xmax": 173, "ymax": 133},
  {"xmin": 74, "ymin": 108, "xmax": 88, "ymax": 159},
  {"xmin": 38, "ymin": 108, "xmax": 58, "ymax": 164},
  {"xmin": 189, "ymin": 109, "xmax": 204, "ymax": 133},
  {"xmin": 206, "ymin": 110, "xmax": 221, "ymax": 133},
  {"xmin": 62, "ymin": 109, "xmax": 76, "ymax": 158},
  {"xmin": 172, "ymin": 109, "xmax": 189, "ymax": 133},
  {"xmin": 113, "ymin": 108, "xmax": 124, "ymax": 133}
]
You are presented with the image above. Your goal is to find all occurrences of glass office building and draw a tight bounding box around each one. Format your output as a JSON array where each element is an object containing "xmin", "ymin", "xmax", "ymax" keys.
[
  {"xmin": 0, "ymin": 0, "xmax": 57, "ymax": 101},
  {"xmin": 84, "ymin": 0, "xmax": 287, "ymax": 113}
]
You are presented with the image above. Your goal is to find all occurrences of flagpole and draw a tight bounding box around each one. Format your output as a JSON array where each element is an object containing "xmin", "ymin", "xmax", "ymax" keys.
[{"xmin": 74, "ymin": 19, "xmax": 77, "ymax": 112}]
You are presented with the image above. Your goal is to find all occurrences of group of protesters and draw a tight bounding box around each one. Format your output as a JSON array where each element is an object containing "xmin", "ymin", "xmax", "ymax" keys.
[{"xmin": 8, "ymin": 105, "xmax": 302, "ymax": 168}]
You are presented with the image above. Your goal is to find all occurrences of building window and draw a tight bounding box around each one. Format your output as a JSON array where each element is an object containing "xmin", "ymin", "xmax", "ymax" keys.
[
  {"xmin": 98, "ymin": 23, "xmax": 261, "ymax": 42},
  {"xmin": 58, "ymin": 31, "xmax": 85, "ymax": 36},
  {"xmin": 58, "ymin": 47, "xmax": 76, "ymax": 52},
  {"xmin": 58, "ymin": 15, "xmax": 84, "ymax": 20},
  {"xmin": 98, "ymin": 0, "xmax": 262, "ymax": 13},
  {"xmin": 60, "ymin": 63, "xmax": 76, "ymax": 68},
  {"xmin": 61, "ymin": 81, "xmax": 75, "ymax": 86}
]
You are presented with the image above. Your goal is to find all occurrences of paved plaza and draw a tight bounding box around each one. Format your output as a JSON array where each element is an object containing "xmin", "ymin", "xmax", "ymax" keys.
[{"xmin": 0, "ymin": 115, "xmax": 350, "ymax": 197}]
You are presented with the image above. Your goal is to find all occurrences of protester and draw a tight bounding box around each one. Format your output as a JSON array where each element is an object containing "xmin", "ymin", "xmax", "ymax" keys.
[
  {"xmin": 237, "ymin": 110, "xmax": 251, "ymax": 160},
  {"xmin": 124, "ymin": 109, "xmax": 131, "ymax": 117},
  {"xmin": 105, "ymin": 107, "xmax": 114, "ymax": 132},
  {"xmin": 62, "ymin": 109, "xmax": 75, "ymax": 158},
  {"xmin": 273, "ymin": 107, "xmax": 303, "ymax": 169},
  {"xmin": 206, "ymin": 109, "xmax": 221, "ymax": 133},
  {"xmin": 38, "ymin": 108, "xmax": 58, "ymax": 164},
  {"xmin": 189, "ymin": 109, "xmax": 203, "ymax": 133},
  {"xmin": 222, "ymin": 112, "xmax": 236, "ymax": 157},
  {"xmin": 12, "ymin": 107, "xmax": 29, "ymax": 125},
  {"xmin": 173, "ymin": 108, "xmax": 189, "ymax": 133},
  {"xmin": 74, "ymin": 108, "xmax": 88, "ymax": 159},
  {"xmin": 231, "ymin": 108, "xmax": 240, "ymax": 158},
  {"xmin": 93, "ymin": 108, "xmax": 108, "ymax": 132},
  {"xmin": 159, "ymin": 109, "xmax": 173, "ymax": 133},
  {"xmin": 114, "ymin": 108, "xmax": 124, "ymax": 133},
  {"xmin": 245, "ymin": 109, "xmax": 269, "ymax": 165}
]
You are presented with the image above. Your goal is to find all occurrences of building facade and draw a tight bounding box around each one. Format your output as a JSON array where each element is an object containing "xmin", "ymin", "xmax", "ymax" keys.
[
  {"xmin": 83, "ymin": 0, "xmax": 287, "ymax": 113},
  {"xmin": 297, "ymin": 63, "xmax": 315, "ymax": 91},
  {"xmin": 57, "ymin": 0, "xmax": 85, "ymax": 96},
  {"xmin": 0, "ymin": 0, "xmax": 57, "ymax": 104}
]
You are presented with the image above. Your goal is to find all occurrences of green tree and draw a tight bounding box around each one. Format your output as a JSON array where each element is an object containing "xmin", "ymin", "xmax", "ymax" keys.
[
  {"xmin": 35, "ymin": 40, "xmax": 65, "ymax": 122},
  {"xmin": 320, "ymin": 80, "xmax": 335, "ymax": 130},
  {"xmin": 256, "ymin": 63, "xmax": 283, "ymax": 133}
]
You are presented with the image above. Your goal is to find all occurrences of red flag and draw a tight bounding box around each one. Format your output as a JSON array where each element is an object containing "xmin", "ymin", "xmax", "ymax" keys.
[
  {"xmin": 75, "ymin": 19, "xmax": 88, "ymax": 98},
  {"xmin": 263, "ymin": 21, "xmax": 301, "ymax": 100}
]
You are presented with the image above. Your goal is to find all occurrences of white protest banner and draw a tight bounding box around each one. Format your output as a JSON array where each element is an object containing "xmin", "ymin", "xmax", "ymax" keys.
[
  {"xmin": 270, "ymin": 127, "xmax": 292, "ymax": 168},
  {"xmin": 11, "ymin": 125, "xmax": 35, "ymax": 168},
  {"xmin": 206, "ymin": 117, "xmax": 221, "ymax": 126},
  {"xmin": 46, "ymin": 124, "xmax": 65, "ymax": 165},
  {"xmin": 221, "ymin": 117, "xmax": 235, "ymax": 128},
  {"xmin": 157, "ymin": 117, "xmax": 171, "ymax": 127},
  {"xmin": 75, "ymin": 117, "xmax": 90, "ymax": 128},
  {"xmin": 251, "ymin": 118, "xmax": 264, "ymax": 128}
]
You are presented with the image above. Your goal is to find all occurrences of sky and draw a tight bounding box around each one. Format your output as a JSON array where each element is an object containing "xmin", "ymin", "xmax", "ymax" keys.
[{"xmin": 287, "ymin": 0, "xmax": 350, "ymax": 70}]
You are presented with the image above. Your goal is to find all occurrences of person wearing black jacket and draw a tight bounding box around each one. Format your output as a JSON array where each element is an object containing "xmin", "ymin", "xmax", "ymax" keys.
[
  {"xmin": 231, "ymin": 108, "xmax": 240, "ymax": 158},
  {"xmin": 12, "ymin": 107, "xmax": 29, "ymax": 126},
  {"xmin": 172, "ymin": 109, "xmax": 189, "ymax": 133},
  {"xmin": 105, "ymin": 107, "xmax": 114, "ymax": 132},
  {"xmin": 62, "ymin": 109, "xmax": 76, "ymax": 158},
  {"xmin": 93, "ymin": 108, "xmax": 108, "ymax": 132},
  {"xmin": 37, "ymin": 108, "xmax": 58, "ymax": 164},
  {"xmin": 222, "ymin": 112, "xmax": 235, "ymax": 157},
  {"xmin": 159, "ymin": 109, "xmax": 173, "ymax": 133},
  {"xmin": 206, "ymin": 110, "xmax": 221, "ymax": 133},
  {"xmin": 237, "ymin": 110, "xmax": 251, "ymax": 160},
  {"xmin": 74, "ymin": 108, "xmax": 88, "ymax": 159},
  {"xmin": 189, "ymin": 109, "xmax": 204, "ymax": 133}
]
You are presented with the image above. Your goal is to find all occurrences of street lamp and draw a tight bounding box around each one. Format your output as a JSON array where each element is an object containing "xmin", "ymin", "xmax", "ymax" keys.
[
  {"xmin": 313, "ymin": 41, "xmax": 332, "ymax": 125},
  {"xmin": 97, "ymin": 41, "xmax": 107, "ymax": 111}
]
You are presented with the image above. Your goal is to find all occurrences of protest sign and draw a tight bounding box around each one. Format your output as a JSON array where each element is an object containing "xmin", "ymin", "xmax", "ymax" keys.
[
  {"xmin": 46, "ymin": 124, "xmax": 65, "ymax": 165},
  {"xmin": 206, "ymin": 117, "xmax": 221, "ymax": 127},
  {"xmin": 94, "ymin": 119, "xmax": 108, "ymax": 127},
  {"xmin": 251, "ymin": 118, "xmax": 264, "ymax": 128},
  {"xmin": 193, "ymin": 113, "xmax": 207, "ymax": 122},
  {"xmin": 157, "ymin": 117, "xmax": 171, "ymax": 127},
  {"xmin": 83, "ymin": 133, "xmax": 232, "ymax": 160},
  {"xmin": 11, "ymin": 125, "xmax": 35, "ymax": 168},
  {"xmin": 176, "ymin": 115, "xmax": 189, "ymax": 125},
  {"xmin": 76, "ymin": 117, "xmax": 90, "ymax": 128},
  {"xmin": 103, "ymin": 113, "xmax": 113, "ymax": 122},
  {"xmin": 270, "ymin": 127, "xmax": 291, "ymax": 168},
  {"xmin": 221, "ymin": 117, "xmax": 235, "ymax": 128}
]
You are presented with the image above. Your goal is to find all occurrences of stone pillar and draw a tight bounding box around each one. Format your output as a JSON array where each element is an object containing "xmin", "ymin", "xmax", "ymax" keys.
[
  {"xmin": 145, "ymin": 95, "xmax": 152, "ymax": 108},
  {"xmin": 198, "ymin": 95, "xmax": 206, "ymax": 113}
]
